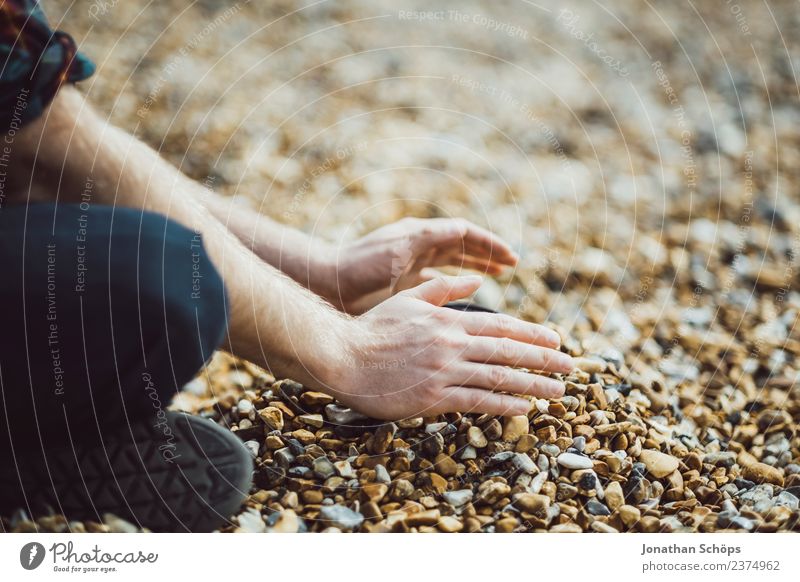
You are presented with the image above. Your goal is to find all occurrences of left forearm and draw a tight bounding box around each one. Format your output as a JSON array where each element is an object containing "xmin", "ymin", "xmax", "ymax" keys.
[{"xmin": 199, "ymin": 192, "xmax": 337, "ymax": 300}]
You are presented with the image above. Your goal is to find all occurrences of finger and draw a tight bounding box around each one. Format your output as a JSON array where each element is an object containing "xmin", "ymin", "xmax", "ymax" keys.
[
  {"xmin": 419, "ymin": 267, "xmax": 446, "ymax": 281},
  {"xmin": 455, "ymin": 220, "xmax": 519, "ymax": 264},
  {"xmin": 412, "ymin": 219, "xmax": 518, "ymax": 266},
  {"xmin": 465, "ymin": 337, "xmax": 574, "ymax": 373},
  {"xmin": 434, "ymin": 386, "xmax": 532, "ymax": 416},
  {"xmin": 459, "ymin": 363, "xmax": 566, "ymax": 398},
  {"xmin": 403, "ymin": 275, "xmax": 482, "ymax": 306},
  {"xmin": 459, "ymin": 312, "xmax": 562, "ymax": 348},
  {"xmin": 429, "ymin": 252, "xmax": 507, "ymax": 274},
  {"xmin": 392, "ymin": 247, "xmax": 436, "ymax": 292}
]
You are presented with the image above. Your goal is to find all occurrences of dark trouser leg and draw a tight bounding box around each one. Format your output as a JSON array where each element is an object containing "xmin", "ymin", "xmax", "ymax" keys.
[{"xmin": 0, "ymin": 203, "xmax": 250, "ymax": 531}]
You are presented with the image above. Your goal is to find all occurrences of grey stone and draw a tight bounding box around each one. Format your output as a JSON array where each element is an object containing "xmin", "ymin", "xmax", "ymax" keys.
[
  {"xmin": 442, "ymin": 489, "xmax": 473, "ymax": 507},
  {"xmin": 319, "ymin": 505, "xmax": 364, "ymax": 531}
]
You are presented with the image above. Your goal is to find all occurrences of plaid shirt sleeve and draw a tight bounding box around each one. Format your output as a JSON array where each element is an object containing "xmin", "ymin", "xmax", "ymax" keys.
[{"xmin": 1, "ymin": 0, "xmax": 95, "ymax": 132}]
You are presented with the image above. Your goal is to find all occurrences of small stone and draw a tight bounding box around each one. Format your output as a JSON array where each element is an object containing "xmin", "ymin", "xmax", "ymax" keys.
[
  {"xmin": 237, "ymin": 399, "xmax": 254, "ymax": 416},
  {"xmin": 235, "ymin": 508, "xmax": 266, "ymax": 533},
  {"xmin": 588, "ymin": 383, "xmax": 608, "ymax": 409},
  {"xmin": 618, "ymin": 504, "xmax": 641, "ymax": 528},
  {"xmin": 515, "ymin": 493, "xmax": 550, "ymax": 515},
  {"xmin": 773, "ymin": 491, "xmax": 799, "ymax": 510},
  {"xmin": 333, "ymin": 460, "xmax": 355, "ymax": 479},
  {"xmin": 267, "ymin": 509, "xmax": 301, "ymax": 533},
  {"xmin": 511, "ymin": 453, "xmax": 537, "ymax": 474},
  {"xmin": 274, "ymin": 447, "xmax": 295, "ymax": 467},
  {"xmin": 483, "ymin": 419, "xmax": 503, "ymax": 440},
  {"xmin": 437, "ymin": 516, "xmax": 463, "ymax": 532},
  {"xmin": 324, "ymin": 404, "xmax": 367, "ymax": 425},
  {"xmin": 319, "ymin": 504, "xmax": 364, "ymax": 531},
  {"xmin": 313, "ymin": 456, "xmax": 336, "ymax": 479},
  {"xmin": 264, "ymin": 435, "xmax": 284, "ymax": 450},
  {"xmin": 467, "ymin": 426, "xmax": 488, "ymax": 448},
  {"xmin": 425, "ymin": 422, "xmax": 448, "ymax": 433},
  {"xmin": 390, "ymin": 479, "xmax": 414, "ymax": 500},
  {"xmin": 557, "ymin": 452, "xmax": 594, "ymax": 470},
  {"xmin": 259, "ymin": 407, "xmax": 284, "ymax": 431},
  {"xmin": 434, "ymin": 454, "xmax": 459, "ymax": 477},
  {"xmin": 639, "ymin": 449, "xmax": 680, "ymax": 478},
  {"xmin": 397, "ymin": 417, "xmax": 424, "ymax": 429},
  {"xmin": 300, "ymin": 391, "xmax": 334, "ymax": 407},
  {"xmin": 585, "ymin": 499, "xmax": 610, "ymax": 516},
  {"xmin": 605, "ymin": 481, "xmax": 625, "ymax": 511},
  {"xmin": 515, "ymin": 434, "xmax": 537, "ymax": 453},
  {"xmin": 442, "ymin": 489, "xmax": 473, "ymax": 507},
  {"xmin": 362, "ymin": 483, "xmax": 389, "ymax": 503},
  {"xmin": 729, "ymin": 515, "xmax": 756, "ymax": 531},
  {"xmin": 374, "ymin": 464, "xmax": 391, "ymax": 484},
  {"xmin": 371, "ymin": 423, "xmax": 397, "ymax": 454},
  {"xmin": 292, "ymin": 429, "xmax": 316, "ymax": 444},
  {"xmin": 429, "ymin": 473, "xmax": 448, "ymax": 494},
  {"xmin": 495, "ymin": 517, "xmax": 518, "ymax": 532},
  {"xmin": 502, "ymin": 415, "xmax": 529, "ymax": 443},
  {"xmin": 299, "ymin": 413, "xmax": 324, "ymax": 428},
  {"xmin": 405, "ymin": 509, "xmax": 440, "ymax": 527},
  {"xmin": 743, "ymin": 462, "xmax": 785, "ymax": 486}
]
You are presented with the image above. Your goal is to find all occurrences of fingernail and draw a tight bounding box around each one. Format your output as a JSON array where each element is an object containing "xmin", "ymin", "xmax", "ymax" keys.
[
  {"xmin": 545, "ymin": 329, "xmax": 561, "ymax": 346},
  {"xmin": 560, "ymin": 354, "xmax": 575, "ymax": 372}
]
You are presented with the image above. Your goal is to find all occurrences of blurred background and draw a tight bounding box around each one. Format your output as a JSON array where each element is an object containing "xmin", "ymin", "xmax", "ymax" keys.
[{"xmin": 50, "ymin": 0, "xmax": 800, "ymax": 385}]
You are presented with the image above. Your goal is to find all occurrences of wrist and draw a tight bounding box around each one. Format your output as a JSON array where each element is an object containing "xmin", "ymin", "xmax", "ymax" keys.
[{"xmin": 302, "ymin": 314, "xmax": 363, "ymax": 397}]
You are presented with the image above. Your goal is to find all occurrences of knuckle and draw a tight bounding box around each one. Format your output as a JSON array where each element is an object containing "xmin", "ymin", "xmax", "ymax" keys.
[
  {"xmin": 495, "ymin": 314, "xmax": 515, "ymax": 335},
  {"xmin": 499, "ymin": 338, "xmax": 518, "ymax": 362},
  {"xmin": 463, "ymin": 389, "xmax": 483, "ymax": 411},
  {"xmin": 488, "ymin": 365, "xmax": 511, "ymax": 387}
]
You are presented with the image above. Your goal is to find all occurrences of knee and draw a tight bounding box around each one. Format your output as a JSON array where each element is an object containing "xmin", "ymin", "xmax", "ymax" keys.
[{"xmin": 128, "ymin": 209, "xmax": 229, "ymax": 379}]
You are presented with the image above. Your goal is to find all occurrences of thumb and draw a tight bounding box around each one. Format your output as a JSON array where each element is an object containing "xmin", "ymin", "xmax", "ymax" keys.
[{"xmin": 404, "ymin": 275, "xmax": 483, "ymax": 306}]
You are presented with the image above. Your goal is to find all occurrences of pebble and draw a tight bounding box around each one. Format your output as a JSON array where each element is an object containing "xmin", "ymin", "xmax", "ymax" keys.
[
  {"xmin": 639, "ymin": 450, "xmax": 680, "ymax": 478},
  {"xmin": 258, "ymin": 407, "xmax": 284, "ymax": 431},
  {"xmin": 324, "ymin": 404, "xmax": 367, "ymax": 425},
  {"xmin": 467, "ymin": 426, "xmax": 488, "ymax": 448},
  {"xmin": 374, "ymin": 464, "xmax": 391, "ymax": 484},
  {"xmin": 442, "ymin": 489, "xmax": 473, "ymax": 507},
  {"xmin": 585, "ymin": 499, "xmax": 611, "ymax": 516},
  {"xmin": 557, "ymin": 453, "xmax": 594, "ymax": 470},
  {"xmin": 743, "ymin": 462, "xmax": 785, "ymax": 486},
  {"xmin": 773, "ymin": 491, "xmax": 799, "ymax": 510},
  {"xmin": 405, "ymin": 510, "xmax": 441, "ymax": 527},
  {"xmin": 333, "ymin": 460, "xmax": 355, "ymax": 479},
  {"xmin": 618, "ymin": 505, "xmax": 641, "ymax": 528},
  {"xmin": 371, "ymin": 423, "xmax": 397, "ymax": 454},
  {"xmin": 511, "ymin": 453, "xmax": 537, "ymax": 475},
  {"xmin": 319, "ymin": 505, "xmax": 364, "ymax": 531},
  {"xmin": 425, "ymin": 422, "xmax": 448, "ymax": 433},
  {"xmin": 514, "ymin": 493, "xmax": 550, "ymax": 515},
  {"xmin": 502, "ymin": 415, "xmax": 529, "ymax": 443},
  {"xmin": 299, "ymin": 413, "xmax": 324, "ymax": 428},
  {"xmin": 437, "ymin": 516, "xmax": 464, "ymax": 533}
]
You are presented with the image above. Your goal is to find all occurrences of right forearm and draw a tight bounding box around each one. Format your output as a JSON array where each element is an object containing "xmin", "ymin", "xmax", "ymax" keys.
[{"xmin": 11, "ymin": 88, "xmax": 352, "ymax": 389}]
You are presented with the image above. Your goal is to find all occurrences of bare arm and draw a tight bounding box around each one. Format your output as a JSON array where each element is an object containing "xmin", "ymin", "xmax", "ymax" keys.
[
  {"xmin": 6, "ymin": 86, "xmax": 573, "ymax": 419},
  {"xmin": 7, "ymin": 86, "xmax": 348, "ymax": 388}
]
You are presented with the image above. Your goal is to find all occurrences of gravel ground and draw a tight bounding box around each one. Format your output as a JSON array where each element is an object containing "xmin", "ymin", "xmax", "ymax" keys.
[{"xmin": 4, "ymin": 0, "xmax": 800, "ymax": 532}]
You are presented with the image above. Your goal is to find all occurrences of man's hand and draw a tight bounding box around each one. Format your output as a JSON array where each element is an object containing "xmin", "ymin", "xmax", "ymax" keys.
[
  {"xmin": 315, "ymin": 217, "xmax": 520, "ymax": 313},
  {"xmin": 324, "ymin": 275, "xmax": 573, "ymax": 419}
]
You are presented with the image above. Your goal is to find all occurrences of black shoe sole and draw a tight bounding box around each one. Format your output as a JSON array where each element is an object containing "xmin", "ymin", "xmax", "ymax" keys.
[{"xmin": 0, "ymin": 412, "xmax": 253, "ymax": 532}]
